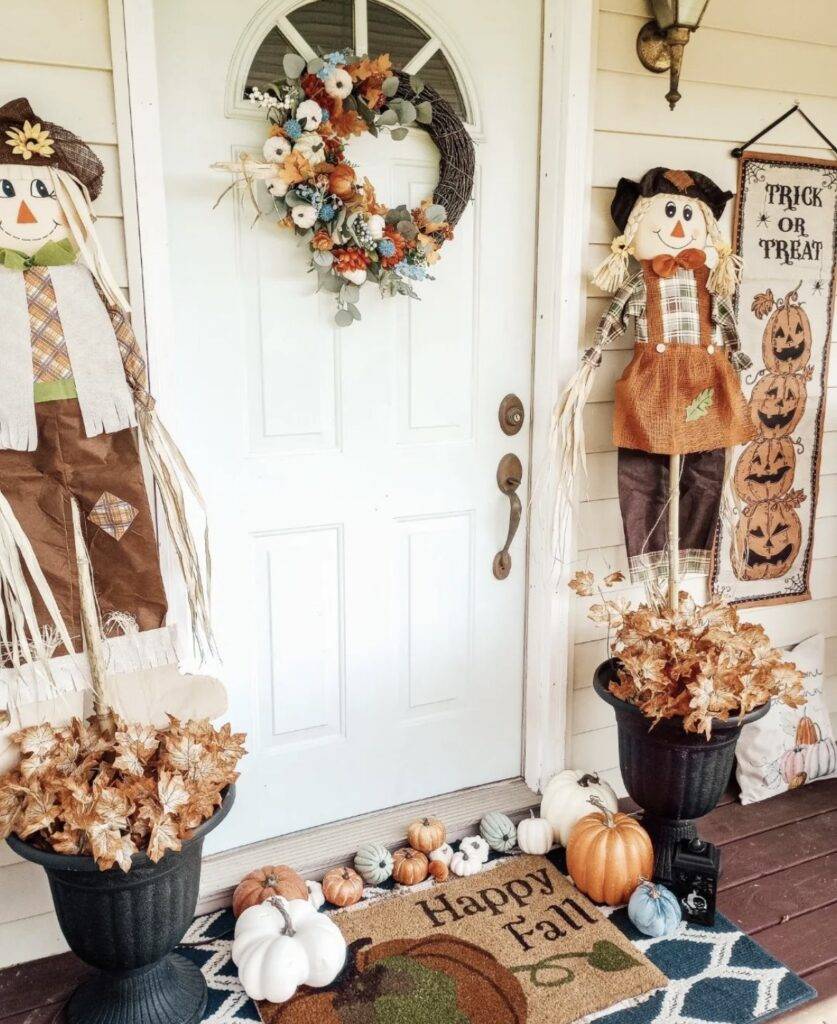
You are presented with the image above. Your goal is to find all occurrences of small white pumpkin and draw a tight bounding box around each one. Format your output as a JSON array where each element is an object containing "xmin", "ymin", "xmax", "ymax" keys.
[
  {"xmin": 354, "ymin": 842, "xmax": 393, "ymax": 885},
  {"xmin": 341, "ymin": 267, "xmax": 367, "ymax": 285},
  {"xmin": 263, "ymin": 135, "xmax": 292, "ymax": 164},
  {"xmin": 296, "ymin": 99, "xmax": 324, "ymax": 131},
  {"xmin": 458, "ymin": 835, "xmax": 490, "ymax": 864},
  {"xmin": 449, "ymin": 848, "xmax": 483, "ymax": 877},
  {"xmin": 367, "ymin": 214, "xmax": 386, "ymax": 240},
  {"xmin": 516, "ymin": 811, "xmax": 553, "ymax": 855},
  {"xmin": 266, "ymin": 176, "xmax": 289, "ymax": 198},
  {"xmin": 428, "ymin": 843, "xmax": 454, "ymax": 867},
  {"xmin": 306, "ymin": 880, "xmax": 325, "ymax": 911},
  {"xmin": 290, "ymin": 203, "xmax": 317, "ymax": 230},
  {"xmin": 293, "ymin": 131, "xmax": 325, "ymax": 165},
  {"xmin": 232, "ymin": 897, "xmax": 346, "ymax": 1003},
  {"xmin": 540, "ymin": 769, "xmax": 618, "ymax": 847},
  {"xmin": 479, "ymin": 811, "xmax": 517, "ymax": 853},
  {"xmin": 324, "ymin": 68, "xmax": 353, "ymax": 99}
]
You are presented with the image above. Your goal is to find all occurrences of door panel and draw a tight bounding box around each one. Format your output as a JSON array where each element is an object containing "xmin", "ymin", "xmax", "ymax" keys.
[{"xmin": 152, "ymin": 0, "xmax": 541, "ymax": 852}]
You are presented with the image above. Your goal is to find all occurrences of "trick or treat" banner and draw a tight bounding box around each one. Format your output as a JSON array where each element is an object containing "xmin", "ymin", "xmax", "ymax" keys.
[{"xmin": 712, "ymin": 151, "xmax": 837, "ymax": 607}]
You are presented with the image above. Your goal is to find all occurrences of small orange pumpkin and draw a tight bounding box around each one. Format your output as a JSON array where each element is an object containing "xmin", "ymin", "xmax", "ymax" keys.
[
  {"xmin": 428, "ymin": 859, "xmax": 449, "ymax": 883},
  {"xmin": 232, "ymin": 864, "xmax": 308, "ymax": 917},
  {"xmin": 392, "ymin": 847, "xmax": 429, "ymax": 885},
  {"xmin": 322, "ymin": 866, "xmax": 364, "ymax": 907},
  {"xmin": 566, "ymin": 797, "xmax": 653, "ymax": 906},
  {"xmin": 328, "ymin": 164, "xmax": 356, "ymax": 199},
  {"xmin": 795, "ymin": 714, "xmax": 821, "ymax": 746},
  {"xmin": 406, "ymin": 816, "xmax": 446, "ymax": 853}
]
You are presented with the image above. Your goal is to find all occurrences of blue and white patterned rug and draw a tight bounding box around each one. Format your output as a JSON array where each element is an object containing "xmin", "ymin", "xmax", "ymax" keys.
[{"xmin": 179, "ymin": 869, "xmax": 816, "ymax": 1024}]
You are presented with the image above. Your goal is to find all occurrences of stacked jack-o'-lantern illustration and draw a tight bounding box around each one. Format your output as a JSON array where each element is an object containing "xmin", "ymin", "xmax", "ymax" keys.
[{"xmin": 731, "ymin": 285, "xmax": 814, "ymax": 581}]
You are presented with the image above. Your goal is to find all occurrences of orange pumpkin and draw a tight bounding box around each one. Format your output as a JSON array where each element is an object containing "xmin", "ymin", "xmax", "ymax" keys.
[
  {"xmin": 328, "ymin": 164, "xmax": 356, "ymax": 199},
  {"xmin": 566, "ymin": 797, "xmax": 653, "ymax": 906},
  {"xmin": 749, "ymin": 372, "xmax": 807, "ymax": 439},
  {"xmin": 732, "ymin": 497, "xmax": 802, "ymax": 581},
  {"xmin": 392, "ymin": 847, "xmax": 429, "ymax": 885},
  {"xmin": 232, "ymin": 864, "xmax": 308, "ymax": 917},
  {"xmin": 406, "ymin": 816, "xmax": 446, "ymax": 853},
  {"xmin": 795, "ymin": 714, "xmax": 821, "ymax": 746},
  {"xmin": 733, "ymin": 438, "xmax": 796, "ymax": 504},
  {"xmin": 428, "ymin": 858, "xmax": 449, "ymax": 883},
  {"xmin": 322, "ymin": 866, "xmax": 364, "ymax": 907}
]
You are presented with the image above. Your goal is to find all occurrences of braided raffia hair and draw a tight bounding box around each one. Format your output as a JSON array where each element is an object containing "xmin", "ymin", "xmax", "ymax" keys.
[
  {"xmin": 697, "ymin": 200, "xmax": 743, "ymax": 298},
  {"xmin": 590, "ymin": 197, "xmax": 652, "ymax": 293}
]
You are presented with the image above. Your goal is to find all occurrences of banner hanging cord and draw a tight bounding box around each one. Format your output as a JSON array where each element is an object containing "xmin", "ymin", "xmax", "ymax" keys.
[{"xmin": 731, "ymin": 104, "xmax": 837, "ymax": 160}]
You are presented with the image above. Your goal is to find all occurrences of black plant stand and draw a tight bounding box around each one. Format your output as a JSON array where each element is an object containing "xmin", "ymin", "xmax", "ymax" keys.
[
  {"xmin": 594, "ymin": 662, "xmax": 768, "ymax": 883},
  {"xmin": 7, "ymin": 786, "xmax": 235, "ymax": 1024}
]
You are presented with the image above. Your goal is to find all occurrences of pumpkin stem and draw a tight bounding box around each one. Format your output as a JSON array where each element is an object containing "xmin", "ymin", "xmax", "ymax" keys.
[
  {"xmin": 588, "ymin": 795, "xmax": 615, "ymax": 827},
  {"xmin": 578, "ymin": 773, "xmax": 600, "ymax": 788},
  {"xmin": 268, "ymin": 896, "xmax": 295, "ymax": 937}
]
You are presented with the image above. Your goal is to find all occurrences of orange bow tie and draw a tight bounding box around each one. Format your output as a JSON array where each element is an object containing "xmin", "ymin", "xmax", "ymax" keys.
[{"xmin": 650, "ymin": 248, "xmax": 707, "ymax": 278}]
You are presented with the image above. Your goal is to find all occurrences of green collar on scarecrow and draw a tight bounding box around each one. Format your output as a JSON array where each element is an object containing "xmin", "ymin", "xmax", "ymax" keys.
[{"xmin": 0, "ymin": 236, "xmax": 76, "ymax": 269}]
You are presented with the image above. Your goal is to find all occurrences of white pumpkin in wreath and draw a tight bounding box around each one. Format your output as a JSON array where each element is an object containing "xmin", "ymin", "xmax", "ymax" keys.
[
  {"xmin": 233, "ymin": 897, "xmax": 346, "ymax": 1003},
  {"xmin": 540, "ymin": 769, "xmax": 618, "ymax": 847}
]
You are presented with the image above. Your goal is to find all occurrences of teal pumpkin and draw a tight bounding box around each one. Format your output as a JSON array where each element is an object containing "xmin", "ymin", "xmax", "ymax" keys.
[
  {"xmin": 627, "ymin": 880, "xmax": 682, "ymax": 937},
  {"xmin": 479, "ymin": 811, "xmax": 517, "ymax": 853},
  {"xmin": 354, "ymin": 842, "xmax": 393, "ymax": 885}
]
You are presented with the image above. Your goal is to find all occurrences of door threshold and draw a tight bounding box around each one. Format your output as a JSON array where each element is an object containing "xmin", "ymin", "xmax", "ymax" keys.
[{"xmin": 198, "ymin": 777, "xmax": 539, "ymax": 912}]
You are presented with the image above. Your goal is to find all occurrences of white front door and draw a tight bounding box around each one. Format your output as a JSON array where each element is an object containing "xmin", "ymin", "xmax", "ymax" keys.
[{"xmin": 151, "ymin": 0, "xmax": 542, "ymax": 852}]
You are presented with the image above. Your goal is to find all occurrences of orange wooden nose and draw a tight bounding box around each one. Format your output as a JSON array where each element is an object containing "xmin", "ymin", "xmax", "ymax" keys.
[
  {"xmin": 17, "ymin": 201, "xmax": 37, "ymax": 224},
  {"xmin": 671, "ymin": 219, "xmax": 685, "ymax": 238}
]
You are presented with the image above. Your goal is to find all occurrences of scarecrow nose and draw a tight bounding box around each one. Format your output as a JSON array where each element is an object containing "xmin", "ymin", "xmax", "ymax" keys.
[
  {"xmin": 671, "ymin": 220, "xmax": 685, "ymax": 238},
  {"xmin": 17, "ymin": 201, "xmax": 37, "ymax": 224}
]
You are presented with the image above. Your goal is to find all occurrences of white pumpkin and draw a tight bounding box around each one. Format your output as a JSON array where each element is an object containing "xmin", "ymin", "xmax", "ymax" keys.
[
  {"xmin": 516, "ymin": 811, "xmax": 553, "ymax": 855},
  {"xmin": 458, "ymin": 835, "xmax": 490, "ymax": 863},
  {"xmin": 263, "ymin": 135, "xmax": 292, "ymax": 164},
  {"xmin": 540, "ymin": 769, "xmax": 618, "ymax": 847},
  {"xmin": 324, "ymin": 68, "xmax": 353, "ymax": 99},
  {"xmin": 450, "ymin": 848, "xmax": 483, "ymax": 877},
  {"xmin": 367, "ymin": 214, "xmax": 386, "ymax": 240},
  {"xmin": 290, "ymin": 203, "xmax": 317, "ymax": 230},
  {"xmin": 428, "ymin": 843, "xmax": 454, "ymax": 866},
  {"xmin": 296, "ymin": 99, "xmax": 324, "ymax": 131},
  {"xmin": 341, "ymin": 267, "xmax": 367, "ymax": 285},
  {"xmin": 306, "ymin": 879, "xmax": 325, "ymax": 911},
  {"xmin": 233, "ymin": 897, "xmax": 346, "ymax": 1003},
  {"xmin": 292, "ymin": 131, "xmax": 325, "ymax": 165}
]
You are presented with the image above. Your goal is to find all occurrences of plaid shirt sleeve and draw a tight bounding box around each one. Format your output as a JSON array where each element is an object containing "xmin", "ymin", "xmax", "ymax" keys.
[
  {"xmin": 108, "ymin": 305, "xmax": 155, "ymax": 410},
  {"xmin": 584, "ymin": 271, "xmax": 643, "ymax": 366},
  {"xmin": 714, "ymin": 295, "xmax": 753, "ymax": 371}
]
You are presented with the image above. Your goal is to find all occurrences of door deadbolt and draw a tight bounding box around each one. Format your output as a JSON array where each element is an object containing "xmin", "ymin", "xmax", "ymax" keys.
[{"xmin": 498, "ymin": 394, "xmax": 524, "ymax": 436}]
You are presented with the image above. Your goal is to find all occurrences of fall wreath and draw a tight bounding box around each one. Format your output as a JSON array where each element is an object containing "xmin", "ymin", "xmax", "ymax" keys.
[{"xmin": 215, "ymin": 50, "xmax": 475, "ymax": 326}]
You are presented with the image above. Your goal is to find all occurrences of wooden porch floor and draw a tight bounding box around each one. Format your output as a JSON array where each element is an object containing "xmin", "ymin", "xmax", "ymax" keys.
[{"xmin": 1, "ymin": 778, "xmax": 835, "ymax": 1023}]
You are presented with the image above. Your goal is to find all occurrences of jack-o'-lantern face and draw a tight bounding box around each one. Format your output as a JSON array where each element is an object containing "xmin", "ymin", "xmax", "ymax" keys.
[
  {"xmin": 763, "ymin": 292, "xmax": 812, "ymax": 374},
  {"xmin": 733, "ymin": 438, "xmax": 796, "ymax": 503},
  {"xmin": 749, "ymin": 372, "xmax": 806, "ymax": 438},
  {"xmin": 733, "ymin": 499, "xmax": 801, "ymax": 580}
]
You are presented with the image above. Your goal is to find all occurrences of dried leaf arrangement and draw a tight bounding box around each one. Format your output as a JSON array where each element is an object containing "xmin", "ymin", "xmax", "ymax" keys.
[
  {"xmin": 213, "ymin": 49, "xmax": 474, "ymax": 326},
  {"xmin": 0, "ymin": 716, "xmax": 245, "ymax": 871},
  {"xmin": 569, "ymin": 570, "xmax": 804, "ymax": 737}
]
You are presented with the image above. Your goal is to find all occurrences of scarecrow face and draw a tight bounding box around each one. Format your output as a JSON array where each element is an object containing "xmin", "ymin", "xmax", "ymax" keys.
[
  {"xmin": 763, "ymin": 300, "xmax": 812, "ymax": 374},
  {"xmin": 632, "ymin": 193, "xmax": 708, "ymax": 260},
  {"xmin": 0, "ymin": 164, "xmax": 68, "ymax": 255},
  {"xmin": 733, "ymin": 499, "xmax": 801, "ymax": 581},
  {"xmin": 733, "ymin": 438, "xmax": 796, "ymax": 504},
  {"xmin": 749, "ymin": 372, "xmax": 807, "ymax": 438}
]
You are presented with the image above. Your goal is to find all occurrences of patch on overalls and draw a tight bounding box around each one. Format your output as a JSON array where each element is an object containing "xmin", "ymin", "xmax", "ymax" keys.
[{"xmin": 88, "ymin": 492, "xmax": 138, "ymax": 540}]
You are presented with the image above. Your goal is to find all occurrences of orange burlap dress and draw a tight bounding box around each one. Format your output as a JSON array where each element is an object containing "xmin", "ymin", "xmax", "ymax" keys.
[{"xmin": 613, "ymin": 262, "xmax": 754, "ymax": 455}]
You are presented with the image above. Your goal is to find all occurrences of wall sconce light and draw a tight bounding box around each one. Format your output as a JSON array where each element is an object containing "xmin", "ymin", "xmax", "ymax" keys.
[{"xmin": 636, "ymin": 1, "xmax": 710, "ymax": 110}]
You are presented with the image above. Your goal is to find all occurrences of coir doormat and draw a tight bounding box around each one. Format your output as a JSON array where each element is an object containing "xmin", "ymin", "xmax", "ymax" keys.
[{"xmin": 256, "ymin": 854, "xmax": 666, "ymax": 1024}]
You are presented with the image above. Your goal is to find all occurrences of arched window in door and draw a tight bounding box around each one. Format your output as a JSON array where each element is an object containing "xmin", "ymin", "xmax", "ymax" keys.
[{"xmin": 230, "ymin": 0, "xmax": 473, "ymax": 124}]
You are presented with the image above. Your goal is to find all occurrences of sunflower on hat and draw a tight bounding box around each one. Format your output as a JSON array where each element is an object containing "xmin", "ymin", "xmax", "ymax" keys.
[{"xmin": 5, "ymin": 119, "xmax": 54, "ymax": 161}]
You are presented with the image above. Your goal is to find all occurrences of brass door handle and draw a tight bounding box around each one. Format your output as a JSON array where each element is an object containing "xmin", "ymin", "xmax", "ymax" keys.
[{"xmin": 493, "ymin": 453, "xmax": 523, "ymax": 579}]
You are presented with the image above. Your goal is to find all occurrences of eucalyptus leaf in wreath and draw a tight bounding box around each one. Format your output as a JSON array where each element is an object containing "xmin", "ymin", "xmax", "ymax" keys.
[
  {"xmin": 409, "ymin": 75, "xmax": 425, "ymax": 94},
  {"xmin": 378, "ymin": 109, "xmax": 399, "ymax": 127},
  {"xmin": 390, "ymin": 126, "xmax": 409, "ymax": 141},
  {"xmin": 335, "ymin": 308, "xmax": 354, "ymax": 328},
  {"xmin": 307, "ymin": 57, "xmax": 325, "ymax": 75},
  {"xmin": 313, "ymin": 250, "xmax": 334, "ymax": 268},
  {"xmin": 397, "ymin": 220, "xmax": 419, "ymax": 240},
  {"xmin": 382, "ymin": 75, "xmax": 400, "ymax": 98},
  {"xmin": 396, "ymin": 100, "xmax": 417, "ymax": 125},
  {"xmin": 348, "ymin": 303, "xmax": 362, "ymax": 321},
  {"xmin": 283, "ymin": 53, "xmax": 306, "ymax": 80},
  {"xmin": 416, "ymin": 101, "xmax": 433, "ymax": 125},
  {"xmin": 341, "ymin": 283, "xmax": 360, "ymax": 304},
  {"xmin": 426, "ymin": 204, "xmax": 447, "ymax": 223}
]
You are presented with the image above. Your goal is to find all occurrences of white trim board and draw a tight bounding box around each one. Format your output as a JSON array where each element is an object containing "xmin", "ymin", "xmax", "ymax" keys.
[{"xmin": 198, "ymin": 777, "xmax": 539, "ymax": 913}]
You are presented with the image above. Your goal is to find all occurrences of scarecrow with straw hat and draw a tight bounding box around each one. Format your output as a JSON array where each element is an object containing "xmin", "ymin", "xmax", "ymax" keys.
[
  {"xmin": 553, "ymin": 167, "xmax": 754, "ymax": 601},
  {"xmin": 0, "ymin": 98, "xmax": 223, "ymax": 756}
]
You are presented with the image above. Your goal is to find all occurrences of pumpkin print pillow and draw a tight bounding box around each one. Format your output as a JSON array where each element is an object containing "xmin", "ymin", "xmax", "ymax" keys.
[{"xmin": 736, "ymin": 634, "xmax": 836, "ymax": 805}]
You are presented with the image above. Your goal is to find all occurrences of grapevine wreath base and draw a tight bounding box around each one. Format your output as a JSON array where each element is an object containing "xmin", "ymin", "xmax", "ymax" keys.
[{"xmin": 215, "ymin": 49, "xmax": 475, "ymax": 325}]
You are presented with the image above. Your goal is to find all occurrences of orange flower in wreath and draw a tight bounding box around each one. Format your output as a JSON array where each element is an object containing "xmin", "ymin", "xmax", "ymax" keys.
[
  {"xmin": 312, "ymin": 230, "xmax": 333, "ymax": 251},
  {"xmin": 332, "ymin": 246, "xmax": 370, "ymax": 274},
  {"xmin": 328, "ymin": 163, "xmax": 357, "ymax": 199},
  {"xmin": 379, "ymin": 226, "xmax": 406, "ymax": 268}
]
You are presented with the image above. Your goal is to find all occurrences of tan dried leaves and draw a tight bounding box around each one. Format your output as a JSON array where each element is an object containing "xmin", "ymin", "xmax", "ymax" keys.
[
  {"xmin": 573, "ymin": 572, "xmax": 804, "ymax": 737},
  {"xmin": 0, "ymin": 716, "xmax": 245, "ymax": 871}
]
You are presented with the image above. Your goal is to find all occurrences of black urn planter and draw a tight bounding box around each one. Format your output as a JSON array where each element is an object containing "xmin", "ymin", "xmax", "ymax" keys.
[
  {"xmin": 594, "ymin": 661, "xmax": 768, "ymax": 883},
  {"xmin": 7, "ymin": 785, "xmax": 235, "ymax": 1024}
]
